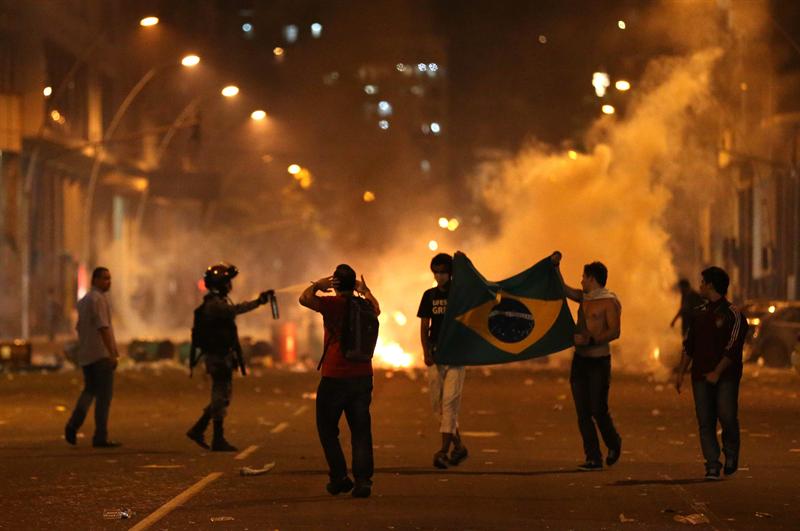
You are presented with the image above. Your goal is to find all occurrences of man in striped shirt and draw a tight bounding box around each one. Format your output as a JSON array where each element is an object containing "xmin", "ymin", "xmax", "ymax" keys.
[{"xmin": 675, "ymin": 266, "xmax": 747, "ymax": 480}]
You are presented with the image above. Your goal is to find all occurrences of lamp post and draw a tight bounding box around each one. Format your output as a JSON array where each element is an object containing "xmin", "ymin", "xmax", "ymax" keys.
[{"xmin": 80, "ymin": 55, "xmax": 200, "ymax": 269}]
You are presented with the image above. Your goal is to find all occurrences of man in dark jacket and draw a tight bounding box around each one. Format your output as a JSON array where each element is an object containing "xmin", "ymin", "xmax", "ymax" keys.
[
  {"xmin": 675, "ymin": 266, "xmax": 747, "ymax": 480},
  {"xmin": 186, "ymin": 263, "xmax": 274, "ymax": 452}
]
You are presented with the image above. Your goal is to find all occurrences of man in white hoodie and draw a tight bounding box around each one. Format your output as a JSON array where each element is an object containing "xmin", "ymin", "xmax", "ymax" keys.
[{"xmin": 552, "ymin": 252, "xmax": 622, "ymax": 471}]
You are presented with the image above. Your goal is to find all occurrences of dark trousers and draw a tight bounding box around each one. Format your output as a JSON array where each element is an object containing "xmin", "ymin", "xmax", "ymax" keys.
[
  {"xmin": 67, "ymin": 358, "xmax": 115, "ymax": 442},
  {"xmin": 570, "ymin": 355, "xmax": 621, "ymax": 462},
  {"xmin": 691, "ymin": 378, "xmax": 740, "ymax": 471},
  {"xmin": 204, "ymin": 356, "xmax": 234, "ymax": 421},
  {"xmin": 316, "ymin": 376, "xmax": 374, "ymax": 484}
]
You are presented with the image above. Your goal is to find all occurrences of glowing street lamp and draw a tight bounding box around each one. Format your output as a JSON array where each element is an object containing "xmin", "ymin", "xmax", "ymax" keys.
[
  {"xmin": 273, "ymin": 47, "xmax": 285, "ymax": 57},
  {"xmin": 447, "ymin": 218, "xmax": 460, "ymax": 231},
  {"xmin": 221, "ymin": 85, "xmax": 239, "ymax": 98},
  {"xmin": 618, "ymin": 20, "xmax": 626, "ymax": 30},
  {"xmin": 363, "ymin": 191, "xmax": 376, "ymax": 202},
  {"xmin": 602, "ymin": 104, "xmax": 616, "ymax": 115},
  {"xmin": 140, "ymin": 16, "xmax": 159, "ymax": 27},
  {"xmin": 181, "ymin": 54, "xmax": 201, "ymax": 67},
  {"xmin": 428, "ymin": 240, "xmax": 439, "ymax": 251},
  {"xmin": 568, "ymin": 150, "xmax": 578, "ymax": 160},
  {"xmin": 287, "ymin": 164, "xmax": 301, "ymax": 175},
  {"xmin": 43, "ymin": 86, "xmax": 53, "ymax": 97},
  {"xmin": 250, "ymin": 109, "xmax": 267, "ymax": 121},
  {"xmin": 438, "ymin": 217, "xmax": 449, "ymax": 229},
  {"xmin": 615, "ymin": 80, "xmax": 631, "ymax": 91}
]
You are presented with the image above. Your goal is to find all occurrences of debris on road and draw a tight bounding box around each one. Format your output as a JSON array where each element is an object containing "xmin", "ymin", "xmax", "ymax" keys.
[
  {"xmin": 755, "ymin": 512, "xmax": 773, "ymax": 518},
  {"xmin": 461, "ymin": 431, "xmax": 500, "ymax": 438},
  {"xmin": 240, "ymin": 462, "xmax": 276, "ymax": 476},
  {"xmin": 673, "ymin": 513, "xmax": 710, "ymax": 525},
  {"xmin": 210, "ymin": 516, "xmax": 236, "ymax": 522},
  {"xmin": 651, "ymin": 408, "xmax": 661, "ymax": 416},
  {"xmin": 301, "ymin": 392, "xmax": 316, "ymax": 400},
  {"xmin": 553, "ymin": 403, "xmax": 564, "ymax": 411},
  {"xmin": 103, "ymin": 508, "xmax": 133, "ymax": 520},
  {"xmin": 139, "ymin": 464, "xmax": 185, "ymax": 469},
  {"xmin": 54, "ymin": 405, "xmax": 66, "ymax": 412},
  {"xmin": 524, "ymin": 378, "xmax": 534, "ymax": 386},
  {"xmin": 619, "ymin": 513, "xmax": 635, "ymax": 523}
]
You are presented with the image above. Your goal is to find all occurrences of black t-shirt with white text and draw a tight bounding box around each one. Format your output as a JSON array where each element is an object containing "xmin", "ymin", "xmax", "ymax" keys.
[{"xmin": 417, "ymin": 284, "xmax": 449, "ymax": 346}]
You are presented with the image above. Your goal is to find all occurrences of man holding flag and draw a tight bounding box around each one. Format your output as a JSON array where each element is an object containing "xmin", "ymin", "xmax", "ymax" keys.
[
  {"xmin": 551, "ymin": 252, "xmax": 622, "ymax": 471},
  {"xmin": 418, "ymin": 253, "xmax": 469, "ymax": 469}
]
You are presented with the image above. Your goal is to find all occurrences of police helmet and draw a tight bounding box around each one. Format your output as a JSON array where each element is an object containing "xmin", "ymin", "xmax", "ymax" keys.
[{"xmin": 204, "ymin": 263, "xmax": 238, "ymax": 293}]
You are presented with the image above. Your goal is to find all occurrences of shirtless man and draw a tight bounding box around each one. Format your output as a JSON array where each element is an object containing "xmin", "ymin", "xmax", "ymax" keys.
[{"xmin": 551, "ymin": 252, "xmax": 622, "ymax": 471}]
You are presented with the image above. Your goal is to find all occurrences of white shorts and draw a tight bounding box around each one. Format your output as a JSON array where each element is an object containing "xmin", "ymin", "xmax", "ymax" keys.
[{"xmin": 428, "ymin": 364, "xmax": 466, "ymax": 434}]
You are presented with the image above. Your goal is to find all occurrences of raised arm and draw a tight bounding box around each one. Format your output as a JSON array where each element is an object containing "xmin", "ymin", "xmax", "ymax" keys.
[
  {"xmin": 356, "ymin": 275, "xmax": 380, "ymax": 316},
  {"xmin": 550, "ymin": 251, "xmax": 583, "ymax": 302},
  {"xmin": 299, "ymin": 277, "xmax": 332, "ymax": 312}
]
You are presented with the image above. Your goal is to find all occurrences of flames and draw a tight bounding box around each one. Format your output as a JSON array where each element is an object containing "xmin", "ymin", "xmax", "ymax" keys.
[{"xmin": 373, "ymin": 310, "xmax": 418, "ymax": 368}]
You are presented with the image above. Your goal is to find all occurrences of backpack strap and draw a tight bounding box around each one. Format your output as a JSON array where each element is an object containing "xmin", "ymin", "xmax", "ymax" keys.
[{"xmin": 317, "ymin": 325, "xmax": 335, "ymax": 371}]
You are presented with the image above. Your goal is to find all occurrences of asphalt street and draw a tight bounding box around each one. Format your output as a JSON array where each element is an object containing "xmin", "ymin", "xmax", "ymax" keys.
[{"xmin": 1, "ymin": 362, "xmax": 798, "ymax": 530}]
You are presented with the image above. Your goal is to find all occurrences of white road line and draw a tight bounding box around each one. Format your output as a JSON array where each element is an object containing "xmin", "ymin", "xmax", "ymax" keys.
[
  {"xmin": 270, "ymin": 421, "xmax": 289, "ymax": 434},
  {"xmin": 234, "ymin": 445, "xmax": 259, "ymax": 461},
  {"xmin": 293, "ymin": 405, "xmax": 308, "ymax": 416},
  {"xmin": 128, "ymin": 472, "xmax": 222, "ymax": 531},
  {"xmin": 460, "ymin": 431, "xmax": 500, "ymax": 438}
]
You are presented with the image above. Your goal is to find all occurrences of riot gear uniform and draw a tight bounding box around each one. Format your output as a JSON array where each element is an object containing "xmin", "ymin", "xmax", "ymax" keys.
[{"xmin": 186, "ymin": 263, "xmax": 276, "ymax": 452}]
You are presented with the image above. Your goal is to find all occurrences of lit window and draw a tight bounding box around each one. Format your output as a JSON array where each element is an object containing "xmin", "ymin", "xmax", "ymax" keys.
[
  {"xmin": 430, "ymin": 122, "xmax": 441, "ymax": 134},
  {"xmin": 364, "ymin": 84, "xmax": 378, "ymax": 94},
  {"xmin": 378, "ymin": 120, "xmax": 389, "ymax": 130},
  {"xmin": 377, "ymin": 100, "xmax": 392, "ymax": 116},
  {"xmin": 284, "ymin": 24, "xmax": 298, "ymax": 43},
  {"xmin": 311, "ymin": 22, "xmax": 322, "ymax": 38}
]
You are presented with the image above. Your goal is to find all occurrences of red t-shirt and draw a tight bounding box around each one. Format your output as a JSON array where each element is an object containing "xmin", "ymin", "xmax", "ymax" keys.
[{"xmin": 318, "ymin": 296, "xmax": 373, "ymax": 378}]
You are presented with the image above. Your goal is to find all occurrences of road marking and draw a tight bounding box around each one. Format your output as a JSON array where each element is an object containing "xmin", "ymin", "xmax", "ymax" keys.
[
  {"xmin": 461, "ymin": 431, "xmax": 500, "ymax": 438},
  {"xmin": 139, "ymin": 464, "xmax": 185, "ymax": 469},
  {"xmin": 128, "ymin": 472, "xmax": 222, "ymax": 531},
  {"xmin": 234, "ymin": 445, "xmax": 259, "ymax": 461},
  {"xmin": 271, "ymin": 421, "xmax": 289, "ymax": 434},
  {"xmin": 293, "ymin": 405, "xmax": 308, "ymax": 416}
]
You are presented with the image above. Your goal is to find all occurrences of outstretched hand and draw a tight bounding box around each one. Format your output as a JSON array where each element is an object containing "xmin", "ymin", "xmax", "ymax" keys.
[{"xmin": 258, "ymin": 289, "xmax": 275, "ymax": 304}]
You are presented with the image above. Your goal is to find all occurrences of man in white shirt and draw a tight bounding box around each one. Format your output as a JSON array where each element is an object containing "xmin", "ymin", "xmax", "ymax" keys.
[{"xmin": 65, "ymin": 267, "xmax": 121, "ymax": 448}]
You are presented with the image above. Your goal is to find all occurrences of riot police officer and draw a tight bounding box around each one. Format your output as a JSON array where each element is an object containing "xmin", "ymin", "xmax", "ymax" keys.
[{"xmin": 186, "ymin": 263, "xmax": 275, "ymax": 452}]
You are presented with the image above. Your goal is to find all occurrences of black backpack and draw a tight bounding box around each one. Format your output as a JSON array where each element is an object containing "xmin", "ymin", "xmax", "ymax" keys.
[
  {"xmin": 341, "ymin": 296, "xmax": 380, "ymax": 362},
  {"xmin": 318, "ymin": 296, "xmax": 379, "ymax": 369}
]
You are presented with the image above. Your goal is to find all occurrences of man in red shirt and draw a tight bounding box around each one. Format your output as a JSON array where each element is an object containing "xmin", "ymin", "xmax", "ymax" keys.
[
  {"xmin": 676, "ymin": 266, "xmax": 746, "ymax": 480},
  {"xmin": 299, "ymin": 264, "xmax": 380, "ymax": 498}
]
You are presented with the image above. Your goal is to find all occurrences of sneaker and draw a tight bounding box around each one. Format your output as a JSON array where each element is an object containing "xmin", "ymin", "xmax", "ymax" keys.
[
  {"xmin": 606, "ymin": 439, "xmax": 622, "ymax": 467},
  {"xmin": 326, "ymin": 477, "xmax": 354, "ymax": 496},
  {"xmin": 64, "ymin": 425, "xmax": 77, "ymax": 446},
  {"xmin": 704, "ymin": 468, "xmax": 721, "ymax": 480},
  {"xmin": 723, "ymin": 457, "xmax": 738, "ymax": 476},
  {"xmin": 449, "ymin": 445, "xmax": 469, "ymax": 466},
  {"xmin": 186, "ymin": 429, "xmax": 210, "ymax": 450},
  {"xmin": 351, "ymin": 481, "xmax": 372, "ymax": 498},
  {"xmin": 433, "ymin": 451, "xmax": 449, "ymax": 469},
  {"xmin": 577, "ymin": 460, "xmax": 603, "ymax": 471}
]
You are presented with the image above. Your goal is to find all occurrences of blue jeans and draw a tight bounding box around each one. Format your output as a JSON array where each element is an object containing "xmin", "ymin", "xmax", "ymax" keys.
[
  {"xmin": 316, "ymin": 376, "xmax": 374, "ymax": 484},
  {"xmin": 66, "ymin": 358, "xmax": 115, "ymax": 443},
  {"xmin": 691, "ymin": 378, "xmax": 740, "ymax": 471}
]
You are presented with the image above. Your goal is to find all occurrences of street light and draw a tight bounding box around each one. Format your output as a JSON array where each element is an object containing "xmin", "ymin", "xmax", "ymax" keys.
[
  {"xmin": 43, "ymin": 86, "xmax": 52, "ymax": 97},
  {"xmin": 221, "ymin": 85, "xmax": 240, "ymax": 97},
  {"xmin": 140, "ymin": 16, "xmax": 159, "ymax": 27},
  {"xmin": 288, "ymin": 164, "xmax": 301, "ymax": 175},
  {"xmin": 250, "ymin": 109, "xmax": 267, "ymax": 121},
  {"xmin": 181, "ymin": 54, "xmax": 201, "ymax": 67},
  {"xmin": 615, "ymin": 80, "xmax": 631, "ymax": 91},
  {"xmin": 602, "ymin": 104, "xmax": 615, "ymax": 115},
  {"xmin": 438, "ymin": 217, "xmax": 449, "ymax": 228}
]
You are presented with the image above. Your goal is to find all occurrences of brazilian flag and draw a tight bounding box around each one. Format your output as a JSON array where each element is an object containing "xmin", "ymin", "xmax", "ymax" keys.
[{"xmin": 434, "ymin": 252, "xmax": 575, "ymax": 366}]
